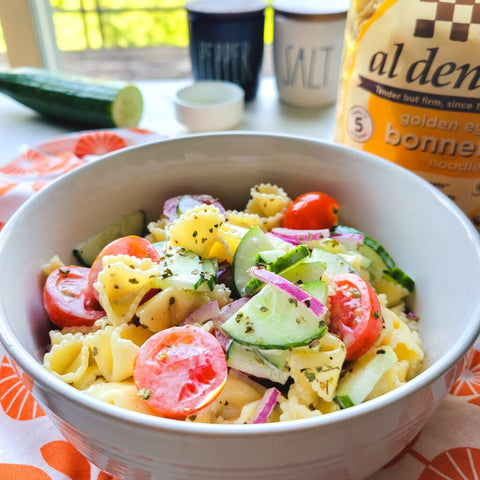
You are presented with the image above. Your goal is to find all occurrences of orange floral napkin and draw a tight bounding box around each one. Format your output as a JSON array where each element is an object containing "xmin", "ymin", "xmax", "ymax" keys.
[
  {"xmin": 0, "ymin": 128, "xmax": 162, "ymax": 230},
  {"xmin": 0, "ymin": 129, "xmax": 479, "ymax": 479}
]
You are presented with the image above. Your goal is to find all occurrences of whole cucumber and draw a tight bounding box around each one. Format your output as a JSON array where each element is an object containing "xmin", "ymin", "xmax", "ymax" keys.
[{"xmin": 0, "ymin": 67, "xmax": 143, "ymax": 128}]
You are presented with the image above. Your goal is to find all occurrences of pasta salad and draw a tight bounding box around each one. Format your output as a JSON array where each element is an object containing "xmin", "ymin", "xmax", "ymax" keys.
[{"xmin": 42, "ymin": 184, "xmax": 424, "ymax": 424}]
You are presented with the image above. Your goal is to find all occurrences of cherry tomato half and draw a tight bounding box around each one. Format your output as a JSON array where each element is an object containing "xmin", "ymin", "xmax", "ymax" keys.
[
  {"xmin": 134, "ymin": 325, "xmax": 228, "ymax": 419},
  {"xmin": 44, "ymin": 266, "xmax": 105, "ymax": 328},
  {"xmin": 282, "ymin": 192, "xmax": 339, "ymax": 230},
  {"xmin": 88, "ymin": 235, "xmax": 161, "ymax": 301},
  {"xmin": 328, "ymin": 273, "xmax": 382, "ymax": 361}
]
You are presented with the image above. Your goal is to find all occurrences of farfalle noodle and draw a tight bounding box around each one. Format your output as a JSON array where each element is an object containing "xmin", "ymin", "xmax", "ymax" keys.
[
  {"xmin": 44, "ymin": 332, "xmax": 90, "ymax": 384},
  {"xmin": 168, "ymin": 204, "xmax": 225, "ymax": 257},
  {"xmin": 227, "ymin": 183, "xmax": 291, "ymax": 232},
  {"xmin": 96, "ymin": 255, "xmax": 161, "ymax": 326}
]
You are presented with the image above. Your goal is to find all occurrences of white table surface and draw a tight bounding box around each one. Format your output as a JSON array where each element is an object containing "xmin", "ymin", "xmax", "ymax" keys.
[{"xmin": 0, "ymin": 77, "xmax": 337, "ymax": 166}]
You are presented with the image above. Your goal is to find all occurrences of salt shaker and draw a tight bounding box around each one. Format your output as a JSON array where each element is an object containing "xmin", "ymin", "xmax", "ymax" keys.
[{"xmin": 272, "ymin": 0, "xmax": 349, "ymax": 108}]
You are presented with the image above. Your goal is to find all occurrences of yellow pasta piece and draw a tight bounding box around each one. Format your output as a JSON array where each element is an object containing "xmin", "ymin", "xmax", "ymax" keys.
[
  {"xmin": 168, "ymin": 204, "xmax": 225, "ymax": 257},
  {"xmin": 136, "ymin": 287, "xmax": 211, "ymax": 332},
  {"xmin": 146, "ymin": 218, "xmax": 169, "ymax": 243},
  {"xmin": 225, "ymin": 210, "xmax": 264, "ymax": 230},
  {"xmin": 316, "ymin": 398, "xmax": 341, "ymax": 415},
  {"xmin": 287, "ymin": 333, "xmax": 347, "ymax": 403},
  {"xmin": 245, "ymin": 183, "xmax": 291, "ymax": 217},
  {"xmin": 58, "ymin": 318, "xmax": 107, "ymax": 337},
  {"xmin": 44, "ymin": 332, "xmax": 90, "ymax": 384},
  {"xmin": 365, "ymin": 360, "xmax": 410, "ymax": 401},
  {"xmin": 49, "ymin": 330, "xmax": 67, "ymax": 346},
  {"xmin": 208, "ymin": 224, "xmax": 249, "ymax": 262},
  {"xmin": 41, "ymin": 255, "xmax": 65, "ymax": 276},
  {"xmin": 190, "ymin": 372, "xmax": 265, "ymax": 424},
  {"xmin": 278, "ymin": 395, "xmax": 322, "ymax": 422},
  {"xmin": 239, "ymin": 183, "xmax": 292, "ymax": 231},
  {"xmin": 48, "ymin": 331, "xmax": 100, "ymax": 389},
  {"xmin": 378, "ymin": 304, "xmax": 424, "ymax": 380},
  {"xmin": 96, "ymin": 254, "xmax": 161, "ymax": 326},
  {"xmin": 72, "ymin": 363, "xmax": 101, "ymax": 391},
  {"xmin": 84, "ymin": 381, "xmax": 159, "ymax": 415},
  {"xmin": 84, "ymin": 323, "xmax": 152, "ymax": 382}
]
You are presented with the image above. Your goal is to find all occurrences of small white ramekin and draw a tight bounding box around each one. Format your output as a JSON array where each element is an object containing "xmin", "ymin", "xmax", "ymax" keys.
[{"xmin": 174, "ymin": 80, "xmax": 245, "ymax": 132}]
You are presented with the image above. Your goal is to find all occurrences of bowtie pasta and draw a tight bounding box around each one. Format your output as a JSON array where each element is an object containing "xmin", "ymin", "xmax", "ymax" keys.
[{"xmin": 42, "ymin": 184, "xmax": 424, "ymax": 424}]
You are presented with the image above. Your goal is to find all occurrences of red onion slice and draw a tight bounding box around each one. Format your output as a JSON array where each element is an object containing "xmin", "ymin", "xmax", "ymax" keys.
[
  {"xmin": 212, "ymin": 327, "xmax": 233, "ymax": 352},
  {"xmin": 251, "ymin": 387, "xmax": 281, "ymax": 424},
  {"xmin": 162, "ymin": 194, "xmax": 226, "ymax": 221},
  {"xmin": 182, "ymin": 299, "xmax": 249, "ymax": 350},
  {"xmin": 218, "ymin": 297, "xmax": 250, "ymax": 324},
  {"xmin": 270, "ymin": 227, "xmax": 330, "ymax": 245},
  {"xmin": 330, "ymin": 232, "xmax": 365, "ymax": 250},
  {"xmin": 182, "ymin": 301, "xmax": 221, "ymax": 326}
]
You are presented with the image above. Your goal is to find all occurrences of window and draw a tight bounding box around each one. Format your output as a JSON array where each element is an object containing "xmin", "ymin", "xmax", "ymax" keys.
[
  {"xmin": 0, "ymin": 1, "xmax": 273, "ymax": 80},
  {"xmin": 50, "ymin": 1, "xmax": 191, "ymax": 80}
]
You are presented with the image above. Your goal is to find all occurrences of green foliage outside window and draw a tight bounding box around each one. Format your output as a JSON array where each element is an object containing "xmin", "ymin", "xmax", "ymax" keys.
[{"xmin": 49, "ymin": 0, "xmax": 273, "ymax": 52}]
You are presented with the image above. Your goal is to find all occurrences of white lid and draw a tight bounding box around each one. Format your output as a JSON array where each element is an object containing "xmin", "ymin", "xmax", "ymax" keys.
[
  {"xmin": 272, "ymin": 0, "xmax": 350, "ymax": 17},
  {"xmin": 185, "ymin": 0, "xmax": 267, "ymax": 15}
]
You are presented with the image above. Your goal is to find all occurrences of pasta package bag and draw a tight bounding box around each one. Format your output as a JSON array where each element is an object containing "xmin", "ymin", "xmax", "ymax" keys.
[{"xmin": 336, "ymin": 0, "xmax": 480, "ymax": 228}]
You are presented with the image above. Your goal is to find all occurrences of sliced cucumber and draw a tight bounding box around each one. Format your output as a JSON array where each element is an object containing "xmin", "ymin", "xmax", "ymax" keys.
[
  {"xmin": 387, "ymin": 266, "xmax": 415, "ymax": 292},
  {"xmin": 0, "ymin": 67, "xmax": 143, "ymax": 128},
  {"xmin": 258, "ymin": 348, "xmax": 290, "ymax": 369},
  {"xmin": 73, "ymin": 210, "xmax": 146, "ymax": 266},
  {"xmin": 302, "ymin": 280, "xmax": 328, "ymax": 302},
  {"xmin": 332, "ymin": 225, "xmax": 414, "ymax": 293},
  {"xmin": 309, "ymin": 248, "xmax": 358, "ymax": 276},
  {"xmin": 232, "ymin": 226, "xmax": 276, "ymax": 296},
  {"xmin": 333, "ymin": 225, "xmax": 395, "ymax": 270},
  {"xmin": 373, "ymin": 273, "xmax": 410, "ymax": 307},
  {"xmin": 226, "ymin": 341, "xmax": 290, "ymax": 384},
  {"xmin": 281, "ymin": 261, "xmax": 326, "ymax": 285},
  {"xmin": 221, "ymin": 281, "xmax": 328, "ymax": 349},
  {"xmin": 152, "ymin": 246, "xmax": 217, "ymax": 292},
  {"xmin": 244, "ymin": 245, "xmax": 310, "ymax": 296},
  {"xmin": 268, "ymin": 245, "xmax": 310, "ymax": 272},
  {"xmin": 358, "ymin": 243, "xmax": 391, "ymax": 272},
  {"xmin": 255, "ymin": 249, "xmax": 286, "ymax": 265},
  {"xmin": 152, "ymin": 241, "xmax": 169, "ymax": 255},
  {"xmin": 338, "ymin": 252, "xmax": 372, "ymax": 271},
  {"xmin": 335, "ymin": 346, "xmax": 398, "ymax": 409}
]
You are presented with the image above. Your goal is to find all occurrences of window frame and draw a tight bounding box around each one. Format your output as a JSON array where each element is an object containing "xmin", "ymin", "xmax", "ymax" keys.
[{"xmin": 0, "ymin": 0, "xmax": 61, "ymax": 70}]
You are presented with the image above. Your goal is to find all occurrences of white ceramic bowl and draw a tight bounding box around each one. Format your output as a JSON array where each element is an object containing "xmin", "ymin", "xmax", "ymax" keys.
[
  {"xmin": 1, "ymin": 133, "xmax": 479, "ymax": 480},
  {"xmin": 174, "ymin": 80, "xmax": 244, "ymax": 132}
]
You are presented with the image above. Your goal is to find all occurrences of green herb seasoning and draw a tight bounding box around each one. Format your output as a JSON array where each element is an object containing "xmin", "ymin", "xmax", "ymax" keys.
[{"xmin": 137, "ymin": 388, "xmax": 152, "ymax": 401}]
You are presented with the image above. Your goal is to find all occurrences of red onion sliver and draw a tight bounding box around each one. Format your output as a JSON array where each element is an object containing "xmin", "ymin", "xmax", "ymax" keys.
[
  {"xmin": 251, "ymin": 387, "xmax": 281, "ymax": 424},
  {"xmin": 212, "ymin": 328, "xmax": 232, "ymax": 351},
  {"xmin": 330, "ymin": 232, "xmax": 365, "ymax": 250},
  {"xmin": 182, "ymin": 301, "xmax": 221, "ymax": 326},
  {"xmin": 162, "ymin": 194, "xmax": 226, "ymax": 221},
  {"xmin": 270, "ymin": 227, "xmax": 330, "ymax": 245},
  {"xmin": 249, "ymin": 266, "xmax": 327, "ymax": 318},
  {"xmin": 162, "ymin": 195, "xmax": 182, "ymax": 221},
  {"xmin": 228, "ymin": 369, "xmax": 266, "ymax": 395},
  {"xmin": 218, "ymin": 297, "xmax": 250, "ymax": 324}
]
